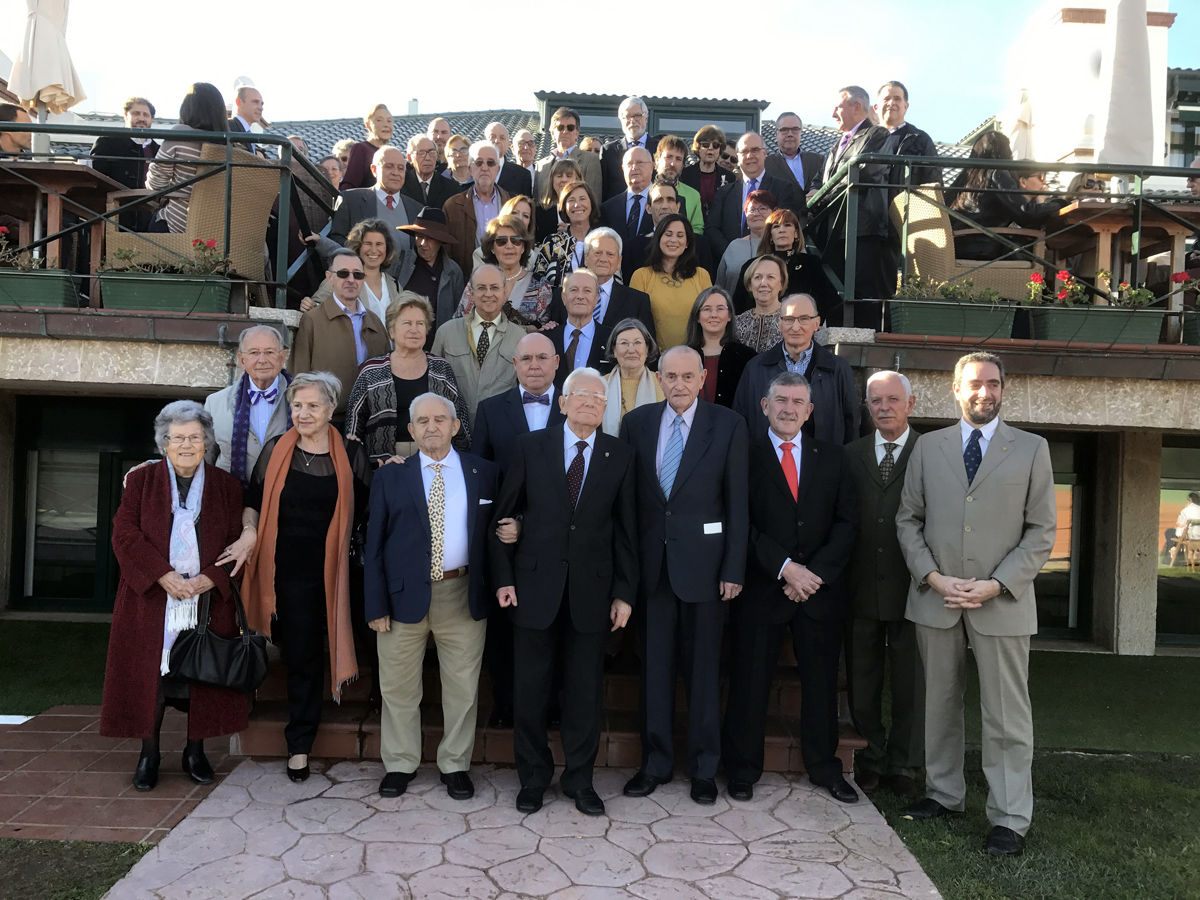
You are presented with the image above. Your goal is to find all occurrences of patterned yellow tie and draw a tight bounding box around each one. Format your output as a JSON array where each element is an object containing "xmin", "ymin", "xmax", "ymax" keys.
[{"xmin": 428, "ymin": 463, "xmax": 445, "ymax": 581}]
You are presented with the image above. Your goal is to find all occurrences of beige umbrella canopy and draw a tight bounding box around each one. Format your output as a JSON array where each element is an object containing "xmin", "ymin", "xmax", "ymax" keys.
[
  {"xmin": 7, "ymin": 0, "xmax": 87, "ymax": 115},
  {"xmin": 1005, "ymin": 88, "xmax": 1035, "ymax": 161},
  {"xmin": 1093, "ymin": 0, "xmax": 1153, "ymax": 166}
]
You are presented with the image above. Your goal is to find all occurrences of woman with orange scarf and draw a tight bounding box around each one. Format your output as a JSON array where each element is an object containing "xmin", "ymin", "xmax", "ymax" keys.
[{"xmin": 242, "ymin": 372, "xmax": 373, "ymax": 781}]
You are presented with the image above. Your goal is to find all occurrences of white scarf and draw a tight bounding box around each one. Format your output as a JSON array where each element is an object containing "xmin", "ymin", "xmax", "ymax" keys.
[
  {"xmin": 602, "ymin": 367, "xmax": 660, "ymax": 436},
  {"xmin": 161, "ymin": 459, "xmax": 204, "ymax": 675}
]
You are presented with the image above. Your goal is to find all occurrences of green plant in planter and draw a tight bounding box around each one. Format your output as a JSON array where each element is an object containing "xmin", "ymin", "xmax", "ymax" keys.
[
  {"xmin": 0, "ymin": 226, "xmax": 60, "ymax": 272},
  {"xmin": 894, "ymin": 276, "xmax": 1002, "ymax": 304},
  {"xmin": 104, "ymin": 239, "xmax": 231, "ymax": 276},
  {"xmin": 0, "ymin": 226, "xmax": 78, "ymax": 308},
  {"xmin": 890, "ymin": 277, "xmax": 1014, "ymax": 338},
  {"xmin": 101, "ymin": 239, "xmax": 233, "ymax": 314}
]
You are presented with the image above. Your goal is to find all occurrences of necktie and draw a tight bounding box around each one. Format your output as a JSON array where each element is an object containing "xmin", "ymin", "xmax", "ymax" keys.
[
  {"xmin": 522, "ymin": 391, "xmax": 549, "ymax": 406},
  {"xmin": 565, "ymin": 327, "xmax": 581, "ymax": 370},
  {"xmin": 476, "ymin": 320, "xmax": 493, "ymax": 367},
  {"xmin": 567, "ymin": 440, "xmax": 587, "ymax": 506},
  {"xmin": 594, "ymin": 287, "xmax": 606, "ymax": 322},
  {"xmin": 385, "ymin": 194, "xmax": 395, "ymax": 210},
  {"xmin": 627, "ymin": 193, "xmax": 642, "ymax": 234},
  {"xmin": 249, "ymin": 386, "xmax": 277, "ymax": 405},
  {"xmin": 741, "ymin": 177, "xmax": 759, "ymax": 230},
  {"xmin": 428, "ymin": 463, "xmax": 445, "ymax": 581},
  {"xmin": 780, "ymin": 441, "xmax": 799, "ymax": 500},
  {"xmin": 837, "ymin": 131, "xmax": 853, "ymax": 157},
  {"xmin": 879, "ymin": 442, "xmax": 898, "ymax": 483},
  {"xmin": 964, "ymin": 429, "xmax": 983, "ymax": 484},
  {"xmin": 659, "ymin": 415, "xmax": 684, "ymax": 498},
  {"xmin": 421, "ymin": 181, "xmax": 430, "ymax": 200}
]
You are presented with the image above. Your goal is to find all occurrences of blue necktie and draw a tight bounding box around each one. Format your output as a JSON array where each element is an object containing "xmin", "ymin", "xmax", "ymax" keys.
[
  {"xmin": 659, "ymin": 415, "xmax": 684, "ymax": 498},
  {"xmin": 964, "ymin": 428, "xmax": 983, "ymax": 483},
  {"xmin": 250, "ymin": 387, "xmax": 277, "ymax": 405},
  {"xmin": 741, "ymin": 177, "xmax": 759, "ymax": 230}
]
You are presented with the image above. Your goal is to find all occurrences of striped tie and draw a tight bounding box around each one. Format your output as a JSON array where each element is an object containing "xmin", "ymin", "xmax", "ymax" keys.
[{"xmin": 659, "ymin": 415, "xmax": 684, "ymax": 498}]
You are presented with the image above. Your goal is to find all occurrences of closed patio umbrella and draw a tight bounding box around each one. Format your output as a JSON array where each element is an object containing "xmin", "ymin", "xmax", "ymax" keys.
[
  {"xmin": 1005, "ymin": 88, "xmax": 1035, "ymax": 161},
  {"xmin": 1093, "ymin": 0, "xmax": 1153, "ymax": 167},
  {"xmin": 7, "ymin": 0, "xmax": 87, "ymax": 119}
]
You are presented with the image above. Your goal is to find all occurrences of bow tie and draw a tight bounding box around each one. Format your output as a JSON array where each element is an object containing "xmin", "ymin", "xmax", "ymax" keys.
[
  {"xmin": 522, "ymin": 391, "xmax": 550, "ymax": 406},
  {"xmin": 250, "ymin": 387, "xmax": 277, "ymax": 405}
]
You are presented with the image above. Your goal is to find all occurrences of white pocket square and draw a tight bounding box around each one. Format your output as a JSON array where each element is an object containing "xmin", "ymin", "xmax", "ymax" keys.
[{"xmin": 479, "ymin": 498, "xmax": 493, "ymax": 505}]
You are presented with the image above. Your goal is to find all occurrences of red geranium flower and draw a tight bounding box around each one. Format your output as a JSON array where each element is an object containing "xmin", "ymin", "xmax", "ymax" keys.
[
  {"xmin": 206, "ymin": 239, "xmax": 217, "ymax": 249},
  {"xmin": 1057, "ymin": 289, "xmax": 1069, "ymax": 300},
  {"xmin": 1171, "ymin": 272, "xmax": 1190, "ymax": 284},
  {"xmin": 1030, "ymin": 272, "xmax": 1044, "ymax": 284},
  {"xmin": 0, "ymin": 225, "xmax": 9, "ymax": 235},
  {"xmin": 1056, "ymin": 269, "xmax": 1071, "ymax": 282},
  {"xmin": 1119, "ymin": 282, "xmax": 1130, "ymax": 290}
]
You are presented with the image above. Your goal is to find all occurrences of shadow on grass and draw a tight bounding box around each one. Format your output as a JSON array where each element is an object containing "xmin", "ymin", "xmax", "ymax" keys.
[
  {"xmin": 0, "ymin": 621, "xmax": 110, "ymax": 716},
  {"xmin": 0, "ymin": 839, "xmax": 149, "ymax": 900}
]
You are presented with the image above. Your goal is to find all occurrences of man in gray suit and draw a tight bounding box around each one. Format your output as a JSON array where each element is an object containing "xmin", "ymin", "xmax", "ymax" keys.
[
  {"xmin": 896, "ymin": 351, "xmax": 1056, "ymax": 858},
  {"xmin": 844, "ymin": 371, "xmax": 922, "ymax": 800},
  {"xmin": 764, "ymin": 112, "xmax": 823, "ymax": 194},
  {"xmin": 535, "ymin": 106, "xmax": 602, "ymax": 200},
  {"xmin": 326, "ymin": 146, "xmax": 421, "ymax": 284}
]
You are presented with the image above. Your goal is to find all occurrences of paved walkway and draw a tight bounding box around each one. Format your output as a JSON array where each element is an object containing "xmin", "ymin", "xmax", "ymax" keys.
[{"xmin": 103, "ymin": 759, "xmax": 943, "ymax": 900}]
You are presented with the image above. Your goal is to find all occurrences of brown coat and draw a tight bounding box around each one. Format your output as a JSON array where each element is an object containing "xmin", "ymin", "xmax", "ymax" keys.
[
  {"xmin": 290, "ymin": 296, "xmax": 390, "ymax": 414},
  {"xmin": 100, "ymin": 461, "xmax": 249, "ymax": 740},
  {"xmin": 441, "ymin": 186, "xmax": 511, "ymax": 278}
]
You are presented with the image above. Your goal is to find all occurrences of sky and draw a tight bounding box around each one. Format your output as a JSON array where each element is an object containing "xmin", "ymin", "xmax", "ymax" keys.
[{"xmin": 2, "ymin": 0, "xmax": 1197, "ymax": 144}]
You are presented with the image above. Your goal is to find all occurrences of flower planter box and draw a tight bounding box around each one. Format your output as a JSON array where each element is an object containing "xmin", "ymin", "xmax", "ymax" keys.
[
  {"xmin": 1029, "ymin": 306, "xmax": 1164, "ymax": 344},
  {"xmin": 0, "ymin": 269, "xmax": 80, "ymax": 308},
  {"xmin": 100, "ymin": 274, "xmax": 232, "ymax": 314},
  {"xmin": 889, "ymin": 299, "xmax": 1016, "ymax": 340},
  {"xmin": 1183, "ymin": 312, "xmax": 1200, "ymax": 346}
]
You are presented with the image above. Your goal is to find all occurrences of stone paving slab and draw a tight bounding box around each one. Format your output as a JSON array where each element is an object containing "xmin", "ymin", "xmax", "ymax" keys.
[{"xmin": 103, "ymin": 760, "xmax": 943, "ymax": 900}]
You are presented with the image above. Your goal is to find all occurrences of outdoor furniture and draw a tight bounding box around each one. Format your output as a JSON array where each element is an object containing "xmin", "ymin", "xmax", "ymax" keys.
[
  {"xmin": 1172, "ymin": 519, "xmax": 1200, "ymax": 570},
  {"xmin": 890, "ymin": 186, "xmax": 1046, "ymax": 301}
]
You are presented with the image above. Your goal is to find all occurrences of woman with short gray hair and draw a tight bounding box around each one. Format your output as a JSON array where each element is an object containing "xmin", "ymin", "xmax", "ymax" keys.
[
  {"xmin": 100, "ymin": 400, "xmax": 249, "ymax": 792},
  {"xmin": 242, "ymin": 371, "xmax": 374, "ymax": 782},
  {"xmin": 600, "ymin": 318, "xmax": 664, "ymax": 435}
]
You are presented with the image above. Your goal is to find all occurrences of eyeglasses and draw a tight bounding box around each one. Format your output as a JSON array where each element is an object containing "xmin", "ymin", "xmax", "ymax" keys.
[
  {"xmin": 780, "ymin": 315, "xmax": 819, "ymax": 326},
  {"xmin": 696, "ymin": 141, "xmax": 721, "ymax": 149},
  {"xmin": 517, "ymin": 140, "xmax": 536, "ymax": 148},
  {"xmin": 554, "ymin": 123, "xmax": 577, "ymax": 132},
  {"xmin": 241, "ymin": 349, "xmax": 279, "ymax": 359},
  {"xmin": 473, "ymin": 158, "xmax": 498, "ymax": 167},
  {"xmin": 567, "ymin": 390, "xmax": 606, "ymax": 402},
  {"xmin": 413, "ymin": 148, "xmax": 438, "ymax": 157},
  {"xmin": 776, "ymin": 126, "xmax": 801, "ymax": 135},
  {"xmin": 739, "ymin": 147, "xmax": 765, "ymax": 155},
  {"xmin": 720, "ymin": 154, "xmax": 737, "ymax": 163},
  {"xmin": 449, "ymin": 146, "xmax": 469, "ymax": 155},
  {"xmin": 333, "ymin": 269, "xmax": 366, "ymax": 280},
  {"xmin": 492, "ymin": 235, "xmax": 525, "ymax": 247},
  {"xmin": 620, "ymin": 113, "xmax": 646, "ymax": 122},
  {"xmin": 166, "ymin": 435, "xmax": 206, "ymax": 446},
  {"xmin": 615, "ymin": 339, "xmax": 646, "ymax": 350}
]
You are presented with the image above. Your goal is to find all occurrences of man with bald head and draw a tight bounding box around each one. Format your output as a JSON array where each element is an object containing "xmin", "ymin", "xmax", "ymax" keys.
[
  {"xmin": 327, "ymin": 145, "xmax": 422, "ymax": 281},
  {"xmin": 486, "ymin": 121, "xmax": 533, "ymax": 197},
  {"xmin": 601, "ymin": 146, "xmax": 657, "ymax": 281},
  {"xmin": 844, "ymin": 371, "xmax": 923, "ymax": 799},
  {"xmin": 619, "ymin": 346, "xmax": 749, "ymax": 805},
  {"xmin": 549, "ymin": 269, "xmax": 613, "ymax": 389}
]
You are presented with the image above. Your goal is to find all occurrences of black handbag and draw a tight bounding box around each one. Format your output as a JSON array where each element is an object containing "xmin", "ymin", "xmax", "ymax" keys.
[{"xmin": 168, "ymin": 570, "xmax": 269, "ymax": 694}]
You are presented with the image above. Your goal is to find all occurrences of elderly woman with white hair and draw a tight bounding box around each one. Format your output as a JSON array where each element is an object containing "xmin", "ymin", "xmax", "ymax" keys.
[
  {"xmin": 600, "ymin": 317, "xmax": 663, "ymax": 435},
  {"xmin": 242, "ymin": 372, "xmax": 373, "ymax": 782},
  {"xmin": 100, "ymin": 400, "xmax": 249, "ymax": 792}
]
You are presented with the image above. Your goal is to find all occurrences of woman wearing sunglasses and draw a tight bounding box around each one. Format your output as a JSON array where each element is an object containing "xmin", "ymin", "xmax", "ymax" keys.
[
  {"xmin": 680, "ymin": 124, "xmax": 736, "ymax": 220},
  {"xmin": 456, "ymin": 215, "xmax": 552, "ymax": 328}
]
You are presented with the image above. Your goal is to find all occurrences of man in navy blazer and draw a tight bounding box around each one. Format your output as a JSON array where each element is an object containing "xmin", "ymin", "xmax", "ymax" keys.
[
  {"xmin": 706, "ymin": 133, "xmax": 804, "ymax": 265},
  {"xmin": 618, "ymin": 347, "xmax": 749, "ymax": 806},
  {"xmin": 364, "ymin": 393, "xmax": 498, "ymax": 802}
]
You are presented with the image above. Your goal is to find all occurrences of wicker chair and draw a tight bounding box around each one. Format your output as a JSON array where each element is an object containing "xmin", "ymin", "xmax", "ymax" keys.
[
  {"xmin": 105, "ymin": 144, "xmax": 279, "ymax": 293},
  {"xmin": 890, "ymin": 186, "xmax": 1046, "ymax": 301}
]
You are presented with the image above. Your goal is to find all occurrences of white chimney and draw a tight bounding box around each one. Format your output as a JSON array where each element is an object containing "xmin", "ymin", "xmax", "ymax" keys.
[{"xmin": 408, "ymin": 99, "xmax": 418, "ymax": 116}]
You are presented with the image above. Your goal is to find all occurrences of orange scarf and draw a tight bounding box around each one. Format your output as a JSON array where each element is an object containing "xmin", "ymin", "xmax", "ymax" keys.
[{"xmin": 243, "ymin": 425, "xmax": 358, "ymax": 701}]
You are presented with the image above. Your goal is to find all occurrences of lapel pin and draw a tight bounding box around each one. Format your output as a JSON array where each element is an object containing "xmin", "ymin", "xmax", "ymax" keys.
[
  {"xmin": 605, "ymin": 452, "xmax": 610, "ymax": 457},
  {"xmin": 472, "ymin": 468, "xmax": 478, "ymax": 473}
]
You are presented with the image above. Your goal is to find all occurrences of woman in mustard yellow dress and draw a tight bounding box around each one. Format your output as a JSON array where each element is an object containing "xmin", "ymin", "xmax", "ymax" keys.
[{"xmin": 630, "ymin": 213, "xmax": 711, "ymax": 351}]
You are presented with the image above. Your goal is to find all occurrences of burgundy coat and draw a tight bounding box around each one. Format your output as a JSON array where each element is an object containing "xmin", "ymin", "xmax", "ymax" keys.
[{"xmin": 100, "ymin": 461, "xmax": 250, "ymax": 740}]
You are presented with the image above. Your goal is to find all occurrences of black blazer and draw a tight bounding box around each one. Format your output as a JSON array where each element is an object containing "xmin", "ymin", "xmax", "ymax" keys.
[
  {"xmin": 763, "ymin": 151, "xmax": 824, "ymax": 193},
  {"xmin": 549, "ymin": 319, "xmax": 614, "ymax": 389},
  {"xmin": 401, "ymin": 168, "xmax": 462, "ymax": 209},
  {"xmin": 619, "ymin": 400, "xmax": 749, "ymax": 600},
  {"xmin": 732, "ymin": 341, "xmax": 859, "ymax": 446},
  {"xmin": 548, "ymin": 280, "xmax": 654, "ymax": 333},
  {"xmin": 881, "ymin": 122, "xmax": 941, "ymax": 190},
  {"xmin": 731, "ymin": 251, "xmax": 840, "ymax": 320},
  {"xmin": 811, "ymin": 123, "xmax": 891, "ymax": 240},
  {"xmin": 329, "ymin": 188, "xmax": 424, "ymax": 245},
  {"xmin": 845, "ymin": 430, "xmax": 918, "ymax": 621},
  {"xmin": 496, "ymin": 160, "xmax": 534, "ymax": 198},
  {"xmin": 363, "ymin": 451, "xmax": 498, "ymax": 624},
  {"xmin": 601, "ymin": 191, "xmax": 656, "ymax": 283},
  {"xmin": 600, "ymin": 135, "xmax": 660, "ymax": 201},
  {"xmin": 704, "ymin": 341, "xmax": 757, "ymax": 408},
  {"xmin": 471, "ymin": 385, "xmax": 566, "ymax": 473},
  {"xmin": 705, "ymin": 173, "xmax": 803, "ymax": 262},
  {"xmin": 739, "ymin": 436, "xmax": 857, "ymax": 625},
  {"xmin": 90, "ymin": 135, "xmax": 159, "ymax": 190},
  {"xmin": 490, "ymin": 426, "xmax": 638, "ymax": 632}
]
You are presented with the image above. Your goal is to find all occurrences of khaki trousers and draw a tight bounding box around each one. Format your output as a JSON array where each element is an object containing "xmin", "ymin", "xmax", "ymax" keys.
[
  {"xmin": 376, "ymin": 576, "xmax": 486, "ymax": 774},
  {"xmin": 915, "ymin": 617, "xmax": 1034, "ymax": 835}
]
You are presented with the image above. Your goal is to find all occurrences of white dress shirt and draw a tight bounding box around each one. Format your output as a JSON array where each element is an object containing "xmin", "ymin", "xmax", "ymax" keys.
[
  {"xmin": 360, "ymin": 277, "xmax": 391, "ymax": 325},
  {"xmin": 768, "ymin": 428, "xmax": 802, "ymax": 578},
  {"xmin": 562, "ymin": 319, "xmax": 595, "ymax": 371},
  {"xmin": 874, "ymin": 426, "xmax": 912, "ymax": 466},
  {"xmin": 959, "ymin": 417, "xmax": 1000, "ymax": 456},
  {"xmin": 656, "ymin": 398, "xmax": 698, "ymax": 475},
  {"xmin": 563, "ymin": 423, "xmax": 597, "ymax": 484},
  {"xmin": 520, "ymin": 383, "xmax": 556, "ymax": 431},
  {"xmin": 248, "ymin": 374, "xmax": 282, "ymax": 445},
  {"xmin": 375, "ymin": 186, "xmax": 402, "ymax": 210},
  {"xmin": 625, "ymin": 188, "xmax": 649, "ymax": 225},
  {"xmin": 419, "ymin": 449, "xmax": 469, "ymax": 572},
  {"xmin": 468, "ymin": 309, "xmax": 503, "ymax": 354}
]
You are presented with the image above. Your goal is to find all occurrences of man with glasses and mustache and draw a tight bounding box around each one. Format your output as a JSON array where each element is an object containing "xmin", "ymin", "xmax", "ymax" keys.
[
  {"xmin": 535, "ymin": 106, "xmax": 602, "ymax": 200},
  {"xmin": 291, "ymin": 248, "xmax": 390, "ymax": 425},
  {"xmin": 764, "ymin": 112, "xmax": 824, "ymax": 194},
  {"xmin": 733, "ymin": 293, "xmax": 858, "ymax": 444},
  {"xmin": 441, "ymin": 143, "xmax": 511, "ymax": 277}
]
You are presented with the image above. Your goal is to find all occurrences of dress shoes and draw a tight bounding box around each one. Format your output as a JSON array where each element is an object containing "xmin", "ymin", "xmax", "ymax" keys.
[
  {"xmin": 564, "ymin": 786, "xmax": 605, "ymax": 816},
  {"xmin": 133, "ymin": 752, "xmax": 160, "ymax": 792},
  {"xmin": 623, "ymin": 770, "xmax": 670, "ymax": 797},
  {"xmin": 286, "ymin": 755, "xmax": 310, "ymax": 783},
  {"xmin": 888, "ymin": 773, "xmax": 921, "ymax": 800},
  {"xmin": 441, "ymin": 770, "xmax": 475, "ymax": 800},
  {"xmin": 817, "ymin": 776, "xmax": 859, "ymax": 804},
  {"xmin": 900, "ymin": 797, "xmax": 964, "ymax": 820},
  {"xmin": 182, "ymin": 745, "xmax": 214, "ymax": 785},
  {"xmin": 516, "ymin": 786, "xmax": 544, "ymax": 813},
  {"xmin": 727, "ymin": 778, "xmax": 754, "ymax": 801},
  {"xmin": 378, "ymin": 771, "xmax": 412, "ymax": 797},
  {"xmin": 690, "ymin": 778, "xmax": 718, "ymax": 805},
  {"xmin": 985, "ymin": 825, "xmax": 1026, "ymax": 857},
  {"xmin": 855, "ymin": 769, "xmax": 882, "ymax": 795},
  {"xmin": 487, "ymin": 704, "xmax": 513, "ymax": 729}
]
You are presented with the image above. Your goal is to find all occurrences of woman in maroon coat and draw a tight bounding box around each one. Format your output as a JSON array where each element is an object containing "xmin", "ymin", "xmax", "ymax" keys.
[{"xmin": 100, "ymin": 400, "xmax": 251, "ymax": 791}]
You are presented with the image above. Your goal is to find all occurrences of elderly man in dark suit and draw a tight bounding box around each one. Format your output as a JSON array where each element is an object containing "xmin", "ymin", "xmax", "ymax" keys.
[
  {"xmin": 706, "ymin": 132, "xmax": 803, "ymax": 267},
  {"xmin": 491, "ymin": 367, "xmax": 638, "ymax": 816},
  {"xmin": 619, "ymin": 346, "xmax": 749, "ymax": 806},
  {"xmin": 722, "ymin": 370, "xmax": 859, "ymax": 804},
  {"xmin": 601, "ymin": 147, "xmax": 657, "ymax": 282},
  {"xmin": 486, "ymin": 122, "xmax": 534, "ymax": 198},
  {"xmin": 326, "ymin": 146, "xmax": 422, "ymax": 283},
  {"xmin": 547, "ymin": 228, "xmax": 654, "ymax": 331},
  {"xmin": 90, "ymin": 97, "xmax": 159, "ymax": 230},
  {"xmin": 600, "ymin": 96, "xmax": 660, "ymax": 201},
  {"xmin": 764, "ymin": 112, "xmax": 823, "ymax": 194},
  {"xmin": 364, "ymin": 393, "xmax": 499, "ymax": 800},
  {"xmin": 733, "ymin": 294, "xmax": 858, "ymax": 445},
  {"xmin": 844, "ymin": 370, "xmax": 923, "ymax": 800},
  {"xmin": 549, "ymin": 269, "xmax": 614, "ymax": 389},
  {"xmin": 402, "ymin": 136, "xmax": 461, "ymax": 209}
]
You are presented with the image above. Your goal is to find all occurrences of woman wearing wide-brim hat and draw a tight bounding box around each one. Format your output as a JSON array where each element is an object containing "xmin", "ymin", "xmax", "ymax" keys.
[{"xmin": 396, "ymin": 207, "xmax": 465, "ymax": 344}]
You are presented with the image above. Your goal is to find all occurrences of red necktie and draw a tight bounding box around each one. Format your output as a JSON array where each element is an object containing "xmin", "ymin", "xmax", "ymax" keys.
[
  {"xmin": 780, "ymin": 441, "xmax": 798, "ymax": 501},
  {"xmin": 385, "ymin": 195, "xmax": 395, "ymax": 210}
]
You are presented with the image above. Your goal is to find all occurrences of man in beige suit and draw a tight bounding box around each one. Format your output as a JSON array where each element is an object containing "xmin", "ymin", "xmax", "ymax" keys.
[
  {"xmin": 431, "ymin": 265, "xmax": 523, "ymax": 428},
  {"xmin": 896, "ymin": 351, "xmax": 1056, "ymax": 858}
]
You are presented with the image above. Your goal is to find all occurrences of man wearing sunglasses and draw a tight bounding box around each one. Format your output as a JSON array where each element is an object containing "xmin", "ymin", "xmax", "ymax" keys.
[
  {"xmin": 441, "ymin": 142, "xmax": 512, "ymax": 277},
  {"xmin": 535, "ymin": 106, "xmax": 602, "ymax": 200}
]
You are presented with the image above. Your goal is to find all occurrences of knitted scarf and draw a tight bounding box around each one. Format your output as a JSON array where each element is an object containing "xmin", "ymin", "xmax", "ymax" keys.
[{"xmin": 230, "ymin": 370, "xmax": 293, "ymax": 486}]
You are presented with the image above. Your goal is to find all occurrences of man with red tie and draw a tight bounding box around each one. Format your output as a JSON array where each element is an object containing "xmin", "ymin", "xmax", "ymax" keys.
[{"xmin": 721, "ymin": 371, "xmax": 859, "ymax": 804}]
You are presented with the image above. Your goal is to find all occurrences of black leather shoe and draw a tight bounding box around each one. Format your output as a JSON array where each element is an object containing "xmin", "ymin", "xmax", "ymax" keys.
[
  {"xmin": 286, "ymin": 756, "xmax": 310, "ymax": 783},
  {"xmin": 623, "ymin": 770, "xmax": 670, "ymax": 797},
  {"xmin": 182, "ymin": 745, "xmax": 214, "ymax": 785},
  {"xmin": 516, "ymin": 786, "xmax": 544, "ymax": 813},
  {"xmin": 985, "ymin": 825, "xmax": 1026, "ymax": 857},
  {"xmin": 565, "ymin": 786, "xmax": 605, "ymax": 816},
  {"xmin": 378, "ymin": 771, "xmax": 412, "ymax": 797},
  {"xmin": 818, "ymin": 776, "xmax": 859, "ymax": 804},
  {"xmin": 133, "ymin": 752, "xmax": 160, "ymax": 792},
  {"xmin": 727, "ymin": 778, "xmax": 754, "ymax": 801},
  {"xmin": 888, "ymin": 774, "xmax": 921, "ymax": 800},
  {"xmin": 487, "ymin": 705, "xmax": 513, "ymax": 729},
  {"xmin": 441, "ymin": 770, "xmax": 475, "ymax": 800},
  {"xmin": 856, "ymin": 769, "xmax": 882, "ymax": 795},
  {"xmin": 690, "ymin": 778, "xmax": 718, "ymax": 805},
  {"xmin": 900, "ymin": 797, "xmax": 964, "ymax": 820}
]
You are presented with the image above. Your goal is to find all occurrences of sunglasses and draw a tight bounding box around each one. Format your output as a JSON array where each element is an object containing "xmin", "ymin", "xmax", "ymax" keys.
[
  {"xmin": 555, "ymin": 123, "xmax": 577, "ymax": 132},
  {"xmin": 333, "ymin": 269, "xmax": 366, "ymax": 280},
  {"xmin": 696, "ymin": 141, "xmax": 721, "ymax": 149},
  {"xmin": 473, "ymin": 158, "xmax": 498, "ymax": 167},
  {"xmin": 492, "ymin": 236, "xmax": 525, "ymax": 247},
  {"xmin": 720, "ymin": 154, "xmax": 737, "ymax": 163}
]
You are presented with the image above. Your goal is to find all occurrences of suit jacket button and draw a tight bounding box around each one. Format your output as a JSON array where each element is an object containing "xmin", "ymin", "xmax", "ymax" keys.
[
  {"xmin": 877, "ymin": 518, "xmax": 884, "ymax": 523},
  {"xmin": 878, "ymin": 547, "xmax": 884, "ymax": 552},
  {"xmin": 665, "ymin": 511, "xmax": 671, "ymax": 517},
  {"xmin": 967, "ymin": 496, "xmax": 973, "ymax": 502},
  {"xmin": 570, "ymin": 525, "xmax": 576, "ymax": 530},
  {"xmin": 964, "ymin": 525, "xmax": 971, "ymax": 532}
]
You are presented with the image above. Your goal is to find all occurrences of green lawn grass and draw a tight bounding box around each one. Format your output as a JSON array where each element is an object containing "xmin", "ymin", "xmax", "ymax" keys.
[
  {"xmin": 0, "ymin": 621, "xmax": 109, "ymax": 716},
  {"xmin": 0, "ymin": 839, "xmax": 149, "ymax": 900}
]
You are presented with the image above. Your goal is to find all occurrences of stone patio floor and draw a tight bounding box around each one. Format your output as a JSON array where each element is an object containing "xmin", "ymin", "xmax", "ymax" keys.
[{"xmin": 101, "ymin": 759, "xmax": 944, "ymax": 900}]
